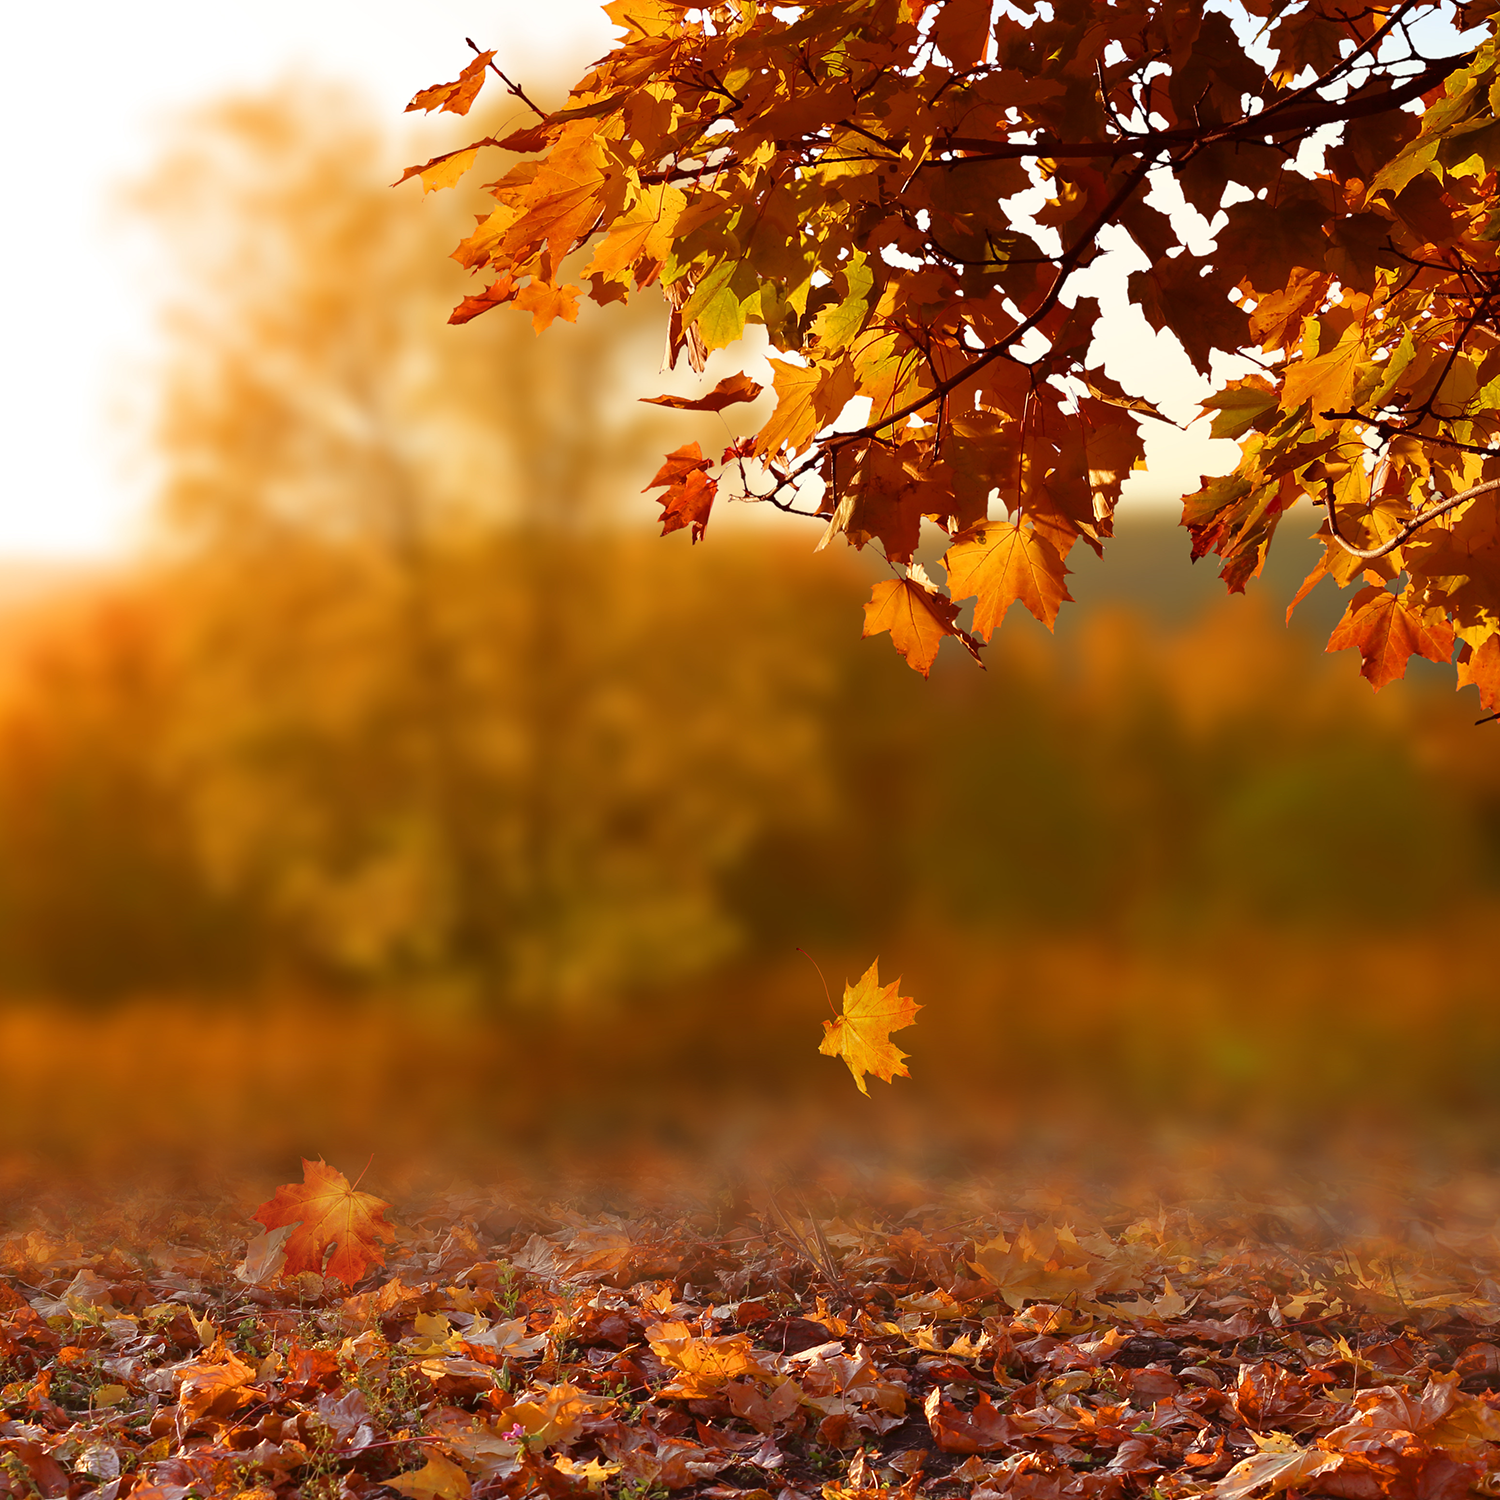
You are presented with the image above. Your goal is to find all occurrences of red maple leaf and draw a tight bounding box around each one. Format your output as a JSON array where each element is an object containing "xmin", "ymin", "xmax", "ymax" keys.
[{"xmin": 251, "ymin": 1159, "xmax": 397, "ymax": 1286}]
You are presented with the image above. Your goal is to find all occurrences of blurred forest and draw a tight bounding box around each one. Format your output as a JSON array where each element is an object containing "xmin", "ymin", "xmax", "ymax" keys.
[{"xmin": 1, "ymin": 85, "xmax": 1499, "ymax": 1178}]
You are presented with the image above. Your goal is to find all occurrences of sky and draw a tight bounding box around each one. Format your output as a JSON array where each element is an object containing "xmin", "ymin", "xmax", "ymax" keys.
[
  {"xmin": 1, "ymin": 1, "xmax": 1234, "ymax": 560},
  {"xmin": 2, "ymin": 2, "xmax": 614, "ymax": 560}
]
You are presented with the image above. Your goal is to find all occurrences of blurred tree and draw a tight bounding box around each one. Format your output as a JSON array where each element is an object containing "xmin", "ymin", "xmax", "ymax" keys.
[
  {"xmin": 131, "ymin": 84, "xmax": 832, "ymax": 1007},
  {"xmin": 0, "ymin": 593, "xmax": 261, "ymax": 997}
]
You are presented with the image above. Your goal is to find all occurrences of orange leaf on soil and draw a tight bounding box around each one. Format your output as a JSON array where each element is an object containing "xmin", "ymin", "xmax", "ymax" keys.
[
  {"xmin": 818, "ymin": 959, "xmax": 921, "ymax": 1096},
  {"xmin": 251, "ymin": 1159, "xmax": 397, "ymax": 1287},
  {"xmin": 924, "ymin": 1387, "xmax": 1034, "ymax": 1453},
  {"xmin": 647, "ymin": 1321, "xmax": 767, "ymax": 1396},
  {"xmin": 386, "ymin": 1454, "xmax": 472, "ymax": 1500}
]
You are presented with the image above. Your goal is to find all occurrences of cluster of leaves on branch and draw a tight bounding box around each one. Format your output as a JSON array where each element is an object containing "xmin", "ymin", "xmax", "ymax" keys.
[
  {"xmin": 11, "ymin": 1166, "xmax": 1500, "ymax": 1500},
  {"xmin": 406, "ymin": 0, "xmax": 1500, "ymax": 701}
]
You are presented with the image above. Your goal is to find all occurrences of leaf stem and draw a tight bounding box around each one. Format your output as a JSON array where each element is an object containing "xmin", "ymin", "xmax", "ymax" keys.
[{"xmin": 797, "ymin": 947, "xmax": 839, "ymax": 1017}]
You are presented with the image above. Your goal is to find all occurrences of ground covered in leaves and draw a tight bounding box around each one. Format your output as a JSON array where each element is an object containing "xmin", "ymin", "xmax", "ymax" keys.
[{"xmin": 6, "ymin": 1168, "xmax": 1500, "ymax": 1500}]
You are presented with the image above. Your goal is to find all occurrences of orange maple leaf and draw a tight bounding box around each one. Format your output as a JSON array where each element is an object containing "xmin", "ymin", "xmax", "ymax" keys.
[
  {"xmin": 641, "ymin": 373, "xmax": 764, "ymax": 411},
  {"xmin": 862, "ymin": 568, "xmax": 982, "ymax": 677},
  {"xmin": 394, "ymin": 143, "xmax": 495, "ymax": 195},
  {"xmin": 387, "ymin": 1454, "xmax": 472, "ymax": 1500},
  {"xmin": 251, "ymin": 1159, "xmax": 397, "ymax": 1287},
  {"xmin": 647, "ymin": 1320, "xmax": 767, "ymax": 1396},
  {"xmin": 943, "ymin": 521, "xmax": 1073, "ymax": 637},
  {"xmin": 1458, "ymin": 634, "xmax": 1500, "ymax": 713},
  {"xmin": 645, "ymin": 442, "xmax": 717, "ymax": 541},
  {"xmin": 405, "ymin": 53, "xmax": 495, "ymax": 117},
  {"xmin": 1326, "ymin": 584, "xmax": 1455, "ymax": 689},
  {"xmin": 513, "ymin": 280, "xmax": 582, "ymax": 335},
  {"xmin": 818, "ymin": 959, "xmax": 921, "ymax": 1096}
]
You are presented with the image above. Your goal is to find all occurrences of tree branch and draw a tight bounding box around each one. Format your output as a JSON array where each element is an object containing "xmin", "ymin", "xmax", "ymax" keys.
[
  {"xmin": 467, "ymin": 37, "xmax": 546, "ymax": 117},
  {"xmin": 929, "ymin": 49, "xmax": 1470, "ymax": 164},
  {"xmin": 1321, "ymin": 474, "xmax": 1500, "ymax": 559}
]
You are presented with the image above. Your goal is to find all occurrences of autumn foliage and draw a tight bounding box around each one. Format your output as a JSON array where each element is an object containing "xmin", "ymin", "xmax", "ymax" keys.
[
  {"xmin": 13, "ymin": 1163, "xmax": 1500, "ymax": 1500},
  {"xmin": 409, "ymin": 0, "xmax": 1500, "ymax": 701}
]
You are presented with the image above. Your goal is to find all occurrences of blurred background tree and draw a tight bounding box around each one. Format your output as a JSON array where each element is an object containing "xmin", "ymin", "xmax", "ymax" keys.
[{"xmin": 2, "ymin": 84, "xmax": 837, "ymax": 1009}]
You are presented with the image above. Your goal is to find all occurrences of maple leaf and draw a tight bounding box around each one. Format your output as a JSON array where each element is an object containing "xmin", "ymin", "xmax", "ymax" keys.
[
  {"xmin": 174, "ymin": 1347, "xmax": 261, "ymax": 1426},
  {"xmin": 513, "ymin": 281, "xmax": 581, "ymax": 335},
  {"xmin": 645, "ymin": 442, "xmax": 717, "ymax": 541},
  {"xmin": 406, "ymin": 53, "xmax": 494, "ymax": 116},
  {"xmin": 969, "ymin": 1221, "xmax": 1107, "ymax": 1309},
  {"xmin": 395, "ymin": 144, "xmax": 494, "ymax": 195},
  {"xmin": 924, "ymin": 1388, "xmax": 1033, "ymax": 1453},
  {"xmin": 1458, "ymin": 634, "xmax": 1500, "ymax": 713},
  {"xmin": 647, "ymin": 1321, "xmax": 767, "ymax": 1396},
  {"xmin": 1326, "ymin": 585, "xmax": 1455, "ymax": 689},
  {"xmin": 387, "ymin": 1454, "xmax": 472, "ymax": 1500},
  {"xmin": 251, "ymin": 1159, "xmax": 397, "ymax": 1287},
  {"xmin": 862, "ymin": 568, "xmax": 982, "ymax": 677},
  {"xmin": 500, "ymin": 1383, "xmax": 600, "ymax": 1447},
  {"xmin": 818, "ymin": 959, "xmax": 921, "ymax": 1096}
]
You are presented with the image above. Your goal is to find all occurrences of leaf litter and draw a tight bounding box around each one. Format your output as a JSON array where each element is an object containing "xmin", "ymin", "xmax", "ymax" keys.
[{"xmin": 7, "ymin": 1161, "xmax": 1500, "ymax": 1500}]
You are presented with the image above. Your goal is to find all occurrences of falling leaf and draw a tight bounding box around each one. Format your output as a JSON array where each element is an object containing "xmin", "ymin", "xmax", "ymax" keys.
[
  {"xmin": 818, "ymin": 959, "xmax": 921, "ymax": 1096},
  {"xmin": 251, "ymin": 1158, "xmax": 397, "ymax": 1287}
]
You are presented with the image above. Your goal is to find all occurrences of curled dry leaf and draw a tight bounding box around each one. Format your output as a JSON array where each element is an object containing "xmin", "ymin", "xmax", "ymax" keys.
[{"xmin": 641, "ymin": 374, "xmax": 765, "ymax": 412}]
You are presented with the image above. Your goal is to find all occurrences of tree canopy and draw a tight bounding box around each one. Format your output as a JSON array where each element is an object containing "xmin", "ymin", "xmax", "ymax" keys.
[{"xmin": 405, "ymin": 0, "xmax": 1500, "ymax": 703}]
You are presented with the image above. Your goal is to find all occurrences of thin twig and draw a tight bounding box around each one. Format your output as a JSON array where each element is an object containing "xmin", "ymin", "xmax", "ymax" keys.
[
  {"xmin": 467, "ymin": 38, "xmax": 546, "ymax": 117},
  {"xmin": 798, "ymin": 947, "xmax": 839, "ymax": 1018}
]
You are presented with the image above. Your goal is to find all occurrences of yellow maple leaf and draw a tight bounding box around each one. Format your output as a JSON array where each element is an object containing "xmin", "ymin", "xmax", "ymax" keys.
[
  {"xmin": 647, "ymin": 1320, "xmax": 766, "ymax": 1396},
  {"xmin": 386, "ymin": 1454, "xmax": 472, "ymax": 1500},
  {"xmin": 943, "ymin": 521, "xmax": 1072, "ymax": 637},
  {"xmin": 818, "ymin": 959, "xmax": 921, "ymax": 1096}
]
